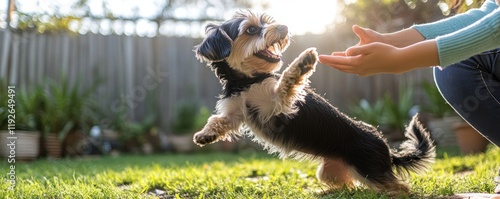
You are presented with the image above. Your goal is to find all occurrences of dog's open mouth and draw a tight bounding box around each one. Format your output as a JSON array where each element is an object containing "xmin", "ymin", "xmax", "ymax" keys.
[{"xmin": 254, "ymin": 43, "xmax": 282, "ymax": 63}]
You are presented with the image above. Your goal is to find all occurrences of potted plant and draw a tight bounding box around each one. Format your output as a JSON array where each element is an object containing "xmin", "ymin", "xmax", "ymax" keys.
[
  {"xmin": 13, "ymin": 86, "xmax": 44, "ymax": 160},
  {"xmin": 169, "ymin": 103, "xmax": 210, "ymax": 153},
  {"xmin": 40, "ymin": 77, "xmax": 101, "ymax": 158},
  {"xmin": 0, "ymin": 84, "xmax": 43, "ymax": 161},
  {"xmin": 60, "ymin": 78, "xmax": 101, "ymax": 157},
  {"xmin": 421, "ymin": 81, "xmax": 488, "ymax": 154},
  {"xmin": 39, "ymin": 81, "xmax": 71, "ymax": 158}
]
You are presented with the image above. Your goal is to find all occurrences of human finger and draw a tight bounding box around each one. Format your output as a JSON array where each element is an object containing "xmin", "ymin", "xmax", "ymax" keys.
[
  {"xmin": 345, "ymin": 46, "xmax": 364, "ymax": 56},
  {"xmin": 352, "ymin": 25, "xmax": 368, "ymax": 44},
  {"xmin": 324, "ymin": 63, "xmax": 363, "ymax": 75},
  {"xmin": 318, "ymin": 54, "xmax": 357, "ymax": 67},
  {"xmin": 331, "ymin": 51, "xmax": 346, "ymax": 56},
  {"xmin": 346, "ymin": 42, "xmax": 386, "ymax": 56},
  {"xmin": 330, "ymin": 64, "xmax": 355, "ymax": 72}
]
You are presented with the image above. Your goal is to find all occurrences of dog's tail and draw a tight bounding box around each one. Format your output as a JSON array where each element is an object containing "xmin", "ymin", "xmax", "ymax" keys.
[{"xmin": 391, "ymin": 114, "xmax": 436, "ymax": 177}]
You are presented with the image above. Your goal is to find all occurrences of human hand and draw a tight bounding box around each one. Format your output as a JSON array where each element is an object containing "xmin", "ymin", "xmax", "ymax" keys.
[
  {"xmin": 328, "ymin": 25, "xmax": 385, "ymax": 58},
  {"xmin": 319, "ymin": 42, "xmax": 410, "ymax": 76},
  {"xmin": 319, "ymin": 40, "xmax": 439, "ymax": 76},
  {"xmin": 316, "ymin": 25, "xmax": 390, "ymax": 76},
  {"xmin": 318, "ymin": 24, "xmax": 434, "ymax": 76}
]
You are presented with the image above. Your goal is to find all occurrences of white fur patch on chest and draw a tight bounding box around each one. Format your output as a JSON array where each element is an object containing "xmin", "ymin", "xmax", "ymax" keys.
[{"xmin": 241, "ymin": 78, "xmax": 298, "ymax": 123}]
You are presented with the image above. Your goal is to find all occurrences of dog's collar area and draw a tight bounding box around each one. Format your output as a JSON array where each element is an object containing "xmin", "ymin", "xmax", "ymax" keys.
[{"xmin": 211, "ymin": 61, "xmax": 276, "ymax": 98}]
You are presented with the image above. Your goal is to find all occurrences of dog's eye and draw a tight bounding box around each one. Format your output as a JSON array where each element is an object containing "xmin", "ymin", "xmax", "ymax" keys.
[{"xmin": 246, "ymin": 26, "xmax": 261, "ymax": 35}]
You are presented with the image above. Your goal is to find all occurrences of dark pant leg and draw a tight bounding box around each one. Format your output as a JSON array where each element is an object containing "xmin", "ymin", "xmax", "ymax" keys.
[{"xmin": 434, "ymin": 49, "xmax": 500, "ymax": 147}]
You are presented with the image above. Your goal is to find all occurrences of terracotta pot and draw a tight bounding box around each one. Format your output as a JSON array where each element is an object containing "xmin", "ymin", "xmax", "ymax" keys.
[
  {"xmin": 453, "ymin": 122, "xmax": 489, "ymax": 155},
  {"xmin": 43, "ymin": 134, "xmax": 62, "ymax": 158},
  {"xmin": 427, "ymin": 116, "xmax": 462, "ymax": 146},
  {"xmin": 0, "ymin": 131, "xmax": 40, "ymax": 161},
  {"xmin": 63, "ymin": 130, "xmax": 91, "ymax": 157}
]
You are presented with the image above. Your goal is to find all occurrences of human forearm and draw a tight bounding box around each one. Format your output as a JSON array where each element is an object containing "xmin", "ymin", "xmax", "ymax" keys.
[
  {"xmin": 412, "ymin": 0, "xmax": 498, "ymax": 39},
  {"xmin": 351, "ymin": 25, "xmax": 424, "ymax": 48},
  {"xmin": 381, "ymin": 28, "xmax": 425, "ymax": 48},
  {"xmin": 397, "ymin": 40, "xmax": 440, "ymax": 70},
  {"xmin": 436, "ymin": 8, "xmax": 500, "ymax": 67}
]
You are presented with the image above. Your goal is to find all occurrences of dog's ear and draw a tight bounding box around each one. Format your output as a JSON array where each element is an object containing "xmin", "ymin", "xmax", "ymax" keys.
[{"xmin": 194, "ymin": 24, "xmax": 233, "ymax": 62}]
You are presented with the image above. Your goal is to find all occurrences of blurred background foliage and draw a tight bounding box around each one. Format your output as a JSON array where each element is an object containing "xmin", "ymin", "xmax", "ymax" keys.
[{"xmin": 337, "ymin": 0, "xmax": 486, "ymax": 32}]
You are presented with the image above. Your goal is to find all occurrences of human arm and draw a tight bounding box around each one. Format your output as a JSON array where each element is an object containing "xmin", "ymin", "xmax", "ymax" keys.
[
  {"xmin": 435, "ymin": 7, "xmax": 500, "ymax": 66},
  {"xmin": 350, "ymin": 5, "xmax": 500, "ymax": 70},
  {"xmin": 412, "ymin": 0, "xmax": 498, "ymax": 39},
  {"xmin": 343, "ymin": 0, "xmax": 498, "ymax": 48},
  {"xmin": 322, "ymin": 0, "xmax": 496, "ymax": 55},
  {"xmin": 319, "ymin": 11, "xmax": 500, "ymax": 75},
  {"xmin": 318, "ymin": 25, "xmax": 437, "ymax": 75},
  {"xmin": 351, "ymin": 25, "xmax": 424, "ymax": 48},
  {"xmin": 319, "ymin": 9, "xmax": 500, "ymax": 75},
  {"xmin": 319, "ymin": 0, "xmax": 499, "ymax": 75}
]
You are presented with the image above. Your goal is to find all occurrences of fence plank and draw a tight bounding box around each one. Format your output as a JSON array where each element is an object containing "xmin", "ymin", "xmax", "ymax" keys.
[{"xmin": 0, "ymin": 30, "xmax": 11, "ymax": 78}]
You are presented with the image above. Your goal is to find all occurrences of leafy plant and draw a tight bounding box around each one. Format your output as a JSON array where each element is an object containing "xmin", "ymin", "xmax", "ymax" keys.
[
  {"xmin": 171, "ymin": 103, "xmax": 211, "ymax": 135},
  {"xmin": 349, "ymin": 85, "xmax": 418, "ymax": 133},
  {"xmin": 15, "ymin": 85, "xmax": 46, "ymax": 131},
  {"xmin": 349, "ymin": 99, "xmax": 385, "ymax": 127},
  {"xmin": 383, "ymin": 85, "xmax": 418, "ymax": 132},
  {"xmin": 421, "ymin": 81, "xmax": 455, "ymax": 118},
  {"xmin": 0, "ymin": 80, "xmax": 44, "ymax": 131},
  {"xmin": 0, "ymin": 108, "xmax": 7, "ymax": 130},
  {"xmin": 117, "ymin": 114, "xmax": 157, "ymax": 143},
  {"xmin": 41, "ymin": 77, "xmax": 101, "ymax": 140}
]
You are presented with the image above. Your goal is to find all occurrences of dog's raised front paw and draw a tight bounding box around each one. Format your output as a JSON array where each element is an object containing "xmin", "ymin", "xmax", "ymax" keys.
[
  {"xmin": 297, "ymin": 48, "xmax": 318, "ymax": 75},
  {"xmin": 193, "ymin": 131, "xmax": 219, "ymax": 146}
]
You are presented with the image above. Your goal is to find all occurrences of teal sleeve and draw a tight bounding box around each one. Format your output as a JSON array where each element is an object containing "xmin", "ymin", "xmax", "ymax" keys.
[
  {"xmin": 411, "ymin": 0, "xmax": 498, "ymax": 39},
  {"xmin": 437, "ymin": 7, "xmax": 500, "ymax": 67}
]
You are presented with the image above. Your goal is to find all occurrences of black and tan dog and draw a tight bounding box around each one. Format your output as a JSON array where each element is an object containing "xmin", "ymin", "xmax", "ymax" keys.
[{"xmin": 192, "ymin": 10, "xmax": 435, "ymax": 194}]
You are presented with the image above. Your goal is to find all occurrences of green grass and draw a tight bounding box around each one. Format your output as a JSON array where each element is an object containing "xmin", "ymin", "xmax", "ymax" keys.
[{"xmin": 1, "ymin": 146, "xmax": 499, "ymax": 198}]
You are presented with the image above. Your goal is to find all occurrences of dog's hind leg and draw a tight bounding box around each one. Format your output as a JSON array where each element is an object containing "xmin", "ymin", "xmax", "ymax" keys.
[
  {"xmin": 275, "ymin": 48, "xmax": 318, "ymax": 108},
  {"xmin": 316, "ymin": 158, "xmax": 355, "ymax": 189}
]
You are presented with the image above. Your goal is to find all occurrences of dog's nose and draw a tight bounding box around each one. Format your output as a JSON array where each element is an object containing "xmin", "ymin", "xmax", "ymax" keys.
[
  {"xmin": 277, "ymin": 25, "xmax": 288, "ymax": 37},
  {"xmin": 276, "ymin": 25, "xmax": 288, "ymax": 39}
]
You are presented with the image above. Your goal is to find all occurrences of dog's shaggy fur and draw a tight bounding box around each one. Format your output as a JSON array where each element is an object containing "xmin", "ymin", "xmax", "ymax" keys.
[{"xmin": 192, "ymin": 10, "xmax": 435, "ymax": 194}]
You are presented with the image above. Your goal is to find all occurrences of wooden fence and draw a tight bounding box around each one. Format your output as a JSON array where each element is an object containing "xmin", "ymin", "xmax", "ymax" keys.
[{"xmin": 0, "ymin": 29, "xmax": 434, "ymax": 132}]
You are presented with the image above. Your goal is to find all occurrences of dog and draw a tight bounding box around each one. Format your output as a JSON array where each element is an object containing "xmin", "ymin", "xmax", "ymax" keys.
[{"xmin": 192, "ymin": 10, "xmax": 435, "ymax": 194}]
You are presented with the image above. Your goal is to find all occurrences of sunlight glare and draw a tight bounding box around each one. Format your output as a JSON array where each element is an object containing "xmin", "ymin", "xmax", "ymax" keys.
[{"xmin": 264, "ymin": 0, "xmax": 339, "ymax": 35}]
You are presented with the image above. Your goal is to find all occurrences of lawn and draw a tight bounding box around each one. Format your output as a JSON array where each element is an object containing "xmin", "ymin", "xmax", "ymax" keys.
[{"xmin": 1, "ymin": 146, "xmax": 499, "ymax": 198}]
